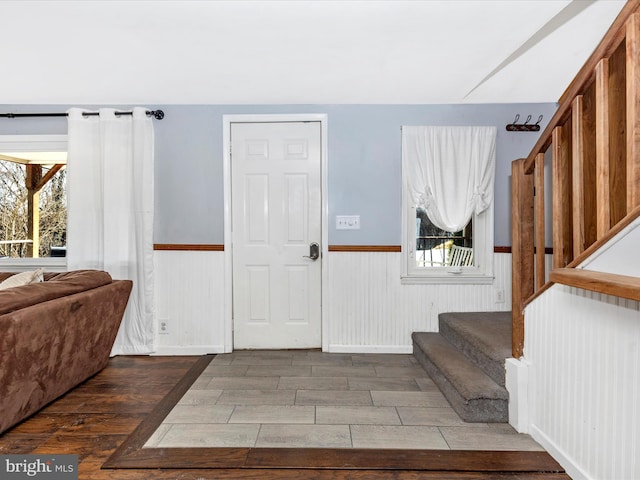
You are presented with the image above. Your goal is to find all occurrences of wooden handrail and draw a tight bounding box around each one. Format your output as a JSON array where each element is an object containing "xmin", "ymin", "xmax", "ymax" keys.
[
  {"xmin": 550, "ymin": 268, "xmax": 640, "ymax": 302},
  {"xmin": 511, "ymin": 1, "xmax": 640, "ymax": 358}
]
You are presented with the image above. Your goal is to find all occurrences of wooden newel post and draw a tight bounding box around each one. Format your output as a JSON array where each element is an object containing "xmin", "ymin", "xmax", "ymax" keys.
[{"xmin": 511, "ymin": 159, "xmax": 535, "ymax": 359}]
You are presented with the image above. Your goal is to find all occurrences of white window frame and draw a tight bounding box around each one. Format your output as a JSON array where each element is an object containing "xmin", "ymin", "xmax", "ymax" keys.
[
  {"xmin": 401, "ymin": 178, "xmax": 494, "ymax": 285},
  {"xmin": 0, "ymin": 135, "xmax": 68, "ymax": 272}
]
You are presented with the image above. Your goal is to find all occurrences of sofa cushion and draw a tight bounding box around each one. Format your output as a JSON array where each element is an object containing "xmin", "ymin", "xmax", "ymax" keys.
[
  {"xmin": 0, "ymin": 270, "xmax": 113, "ymax": 316},
  {"xmin": 0, "ymin": 269, "xmax": 44, "ymax": 291}
]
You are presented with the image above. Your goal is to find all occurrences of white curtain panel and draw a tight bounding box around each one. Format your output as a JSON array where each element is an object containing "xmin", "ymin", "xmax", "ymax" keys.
[
  {"xmin": 67, "ymin": 108, "xmax": 155, "ymax": 355},
  {"xmin": 402, "ymin": 126, "xmax": 496, "ymax": 232}
]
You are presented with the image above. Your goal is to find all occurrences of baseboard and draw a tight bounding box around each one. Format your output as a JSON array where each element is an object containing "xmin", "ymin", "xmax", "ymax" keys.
[
  {"xmin": 152, "ymin": 345, "xmax": 226, "ymax": 356},
  {"xmin": 154, "ymin": 345, "xmax": 415, "ymax": 355},
  {"xmin": 150, "ymin": 345, "xmax": 413, "ymax": 356},
  {"xmin": 529, "ymin": 424, "xmax": 592, "ymax": 480},
  {"xmin": 327, "ymin": 345, "xmax": 413, "ymax": 354}
]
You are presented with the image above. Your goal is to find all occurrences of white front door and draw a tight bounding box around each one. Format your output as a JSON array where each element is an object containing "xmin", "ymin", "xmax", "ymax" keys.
[{"xmin": 231, "ymin": 121, "xmax": 322, "ymax": 349}]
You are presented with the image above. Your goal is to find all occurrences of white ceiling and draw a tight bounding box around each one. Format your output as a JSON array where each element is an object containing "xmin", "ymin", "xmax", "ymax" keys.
[{"xmin": 1, "ymin": 0, "xmax": 627, "ymax": 105}]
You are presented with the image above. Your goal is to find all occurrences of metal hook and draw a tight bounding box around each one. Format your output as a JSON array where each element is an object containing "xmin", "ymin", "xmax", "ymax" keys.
[
  {"xmin": 535, "ymin": 115, "xmax": 543, "ymax": 126},
  {"xmin": 513, "ymin": 114, "xmax": 520, "ymax": 124},
  {"xmin": 523, "ymin": 114, "xmax": 532, "ymax": 126}
]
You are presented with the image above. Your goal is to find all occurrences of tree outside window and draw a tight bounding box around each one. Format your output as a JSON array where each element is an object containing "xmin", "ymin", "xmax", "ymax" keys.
[{"xmin": 0, "ymin": 153, "xmax": 67, "ymax": 259}]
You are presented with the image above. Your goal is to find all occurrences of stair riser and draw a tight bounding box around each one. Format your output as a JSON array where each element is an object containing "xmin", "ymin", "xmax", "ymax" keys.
[
  {"xmin": 439, "ymin": 320, "xmax": 506, "ymax": 387},
  {"xmin": 413, "ymin": 340, "xmax": 508, "ymax": 423}
]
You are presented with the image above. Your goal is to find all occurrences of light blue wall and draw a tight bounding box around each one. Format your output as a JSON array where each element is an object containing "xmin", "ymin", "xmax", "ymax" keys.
[{"xmin": 0, "ymin": 103, "xmax": 556, "ymax": 246}]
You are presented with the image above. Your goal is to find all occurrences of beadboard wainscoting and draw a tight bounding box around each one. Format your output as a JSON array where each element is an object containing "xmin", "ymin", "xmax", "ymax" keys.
[
  {"xmin": 325, "ymin": 251, "xmax": 513, "ymax": 353},
  {"xmin": 152, "ymin": 250, "xmax": 515, "ymax": 354},
  {"xmin": 523, "ymin": 286, "xmax": 640, "ymax": 480},
  {"xmin": 154, "ymin": 249, "xmax": 227, "ymax": 355}
]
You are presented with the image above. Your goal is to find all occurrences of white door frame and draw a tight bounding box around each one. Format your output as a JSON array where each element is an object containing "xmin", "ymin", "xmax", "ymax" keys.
[{"xmin": 223, "ymin": 114, "xmax": 329, "ymax": 352}]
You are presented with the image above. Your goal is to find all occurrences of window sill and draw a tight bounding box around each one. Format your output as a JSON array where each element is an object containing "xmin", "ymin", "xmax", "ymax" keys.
[
  {"xmin": 0, "ymin": 258, "xmax": 67, "ymax": 272},
  {"xmin": 401, "ymin": 273, "xmax": 495, "ymax": 285}
]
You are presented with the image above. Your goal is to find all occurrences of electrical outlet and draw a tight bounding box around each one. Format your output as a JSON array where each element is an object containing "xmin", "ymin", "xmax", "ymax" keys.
[
  {"xmin": 159, "ymin": 321, "xmax": 169, "ymax": 335},
  {"xmin": 495, "ymin": 289, "xmax": 505, "ymax": 304}
]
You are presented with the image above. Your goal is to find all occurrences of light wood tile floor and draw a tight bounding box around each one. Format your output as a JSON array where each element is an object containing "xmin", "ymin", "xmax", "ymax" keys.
[{"xmin": 145, "ymin": 350, "xmax": 543, "ymax": 451}]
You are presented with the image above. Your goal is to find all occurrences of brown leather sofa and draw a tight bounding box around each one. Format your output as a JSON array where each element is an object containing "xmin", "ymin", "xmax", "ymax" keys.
[{"xmin": 0, "ymin": 270, "xmax": 132, "ymax": 433}]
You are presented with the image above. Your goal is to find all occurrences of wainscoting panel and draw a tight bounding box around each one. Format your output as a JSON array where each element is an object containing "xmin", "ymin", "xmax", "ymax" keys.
[
  {"xmin": 153, "ymin": 251, "xmax": 514, "ymax": 355},
  {"xmin": 525, "ymin": 286, "xmax": 640, "ymax": 480},
  {"xmin": 154, "ymin": 250, "xmax": 226, "ymax": 354},
  {"xmin": 326, "ymin": 252, "xmax": 512, "ymax": 352}
]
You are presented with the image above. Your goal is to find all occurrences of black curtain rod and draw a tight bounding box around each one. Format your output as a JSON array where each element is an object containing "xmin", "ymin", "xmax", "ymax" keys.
[{"xmin": 0, "ymin": 110, "xmax": 165, "ymax": 120}]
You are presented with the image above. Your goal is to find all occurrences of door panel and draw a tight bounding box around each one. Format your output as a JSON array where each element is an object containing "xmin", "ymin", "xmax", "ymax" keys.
[
  {"xmin": 231, "ymin": 121, "xmax": 322, "ymax": 349},
  {"xmin": 285, "ymin": 174, "xmax": 307, "ymax": 242},
  {"xmin": 247, "ymin": 266, "xmax": 269, "ymax": 324},
  {"xmin": 245, "ymin": 174, "xmax": 270, "ymax": 243}
]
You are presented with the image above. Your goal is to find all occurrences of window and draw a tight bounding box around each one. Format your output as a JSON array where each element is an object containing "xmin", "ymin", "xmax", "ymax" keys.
[
  {"xmin": 415, "ymin": 208, "xmax": 472, "ymax": 267},
  {"xmin": 0, "ymin": 135, "xmax": 67, "ymax": 268},
  {"xmin": 402, "ymin": 201, "xmax": 493, "ymax": 284},
  {"xmin": 401, "ymin": 125, "xmax": 495, "ymax": 284}
]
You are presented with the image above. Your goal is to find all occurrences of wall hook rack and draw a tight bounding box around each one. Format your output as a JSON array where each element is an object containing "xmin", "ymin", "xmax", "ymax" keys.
[{"xmin": 506, "ymin": 114, "xmax": 543, "ymax": 132}]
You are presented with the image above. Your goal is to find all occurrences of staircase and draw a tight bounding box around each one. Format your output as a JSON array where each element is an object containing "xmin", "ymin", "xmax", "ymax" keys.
[{"xmin": 412, "ymin": 311, "xmax": 511, "ymax": 423}]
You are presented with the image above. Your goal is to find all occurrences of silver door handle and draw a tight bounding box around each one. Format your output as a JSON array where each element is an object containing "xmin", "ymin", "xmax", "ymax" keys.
[{"xmin": 304, "ymin": 242, "xmax": 320, "ymax": 261}]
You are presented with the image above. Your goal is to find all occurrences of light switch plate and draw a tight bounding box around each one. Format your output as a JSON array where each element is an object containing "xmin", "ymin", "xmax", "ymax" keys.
[{"xmin": 336, "ymin": 215, "xmax": 360, "ymax": 230}]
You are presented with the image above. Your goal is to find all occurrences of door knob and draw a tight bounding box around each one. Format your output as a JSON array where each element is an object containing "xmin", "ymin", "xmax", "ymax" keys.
[{"xmin": 304, "ymin": 242, "xmax": 320, "ymax": 261}]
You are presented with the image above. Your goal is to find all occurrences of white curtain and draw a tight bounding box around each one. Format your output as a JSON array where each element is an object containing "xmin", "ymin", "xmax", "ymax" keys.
[
  {"xmin": 66, "ymin": 108, "xmax": 155, "ymax": 355},
  {"xmin": 402, "ymin": 126, "xmax": 496, "ymax": 232}
]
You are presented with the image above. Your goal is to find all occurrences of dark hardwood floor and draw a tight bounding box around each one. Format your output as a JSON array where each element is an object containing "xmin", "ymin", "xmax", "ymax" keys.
[{"xmin": 0, "ymin": 356, "xmax": 571, "ymax": 479}]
